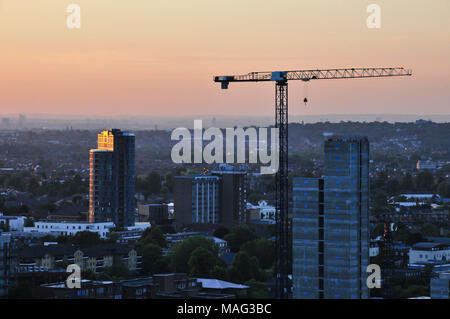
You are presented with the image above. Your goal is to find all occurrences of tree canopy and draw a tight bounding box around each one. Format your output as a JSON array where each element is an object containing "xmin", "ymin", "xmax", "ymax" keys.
[
  {"xmin": 169, "ymin": 236, "xmax": 218, "ymax": 273},
  {"xmin": 224, "ymin": 225, "xmax": 257, "ymax": 253}
]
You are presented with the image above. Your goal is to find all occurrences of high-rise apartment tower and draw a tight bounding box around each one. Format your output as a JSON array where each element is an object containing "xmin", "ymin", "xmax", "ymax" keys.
[
  {"xmin": 89, "ymin": 129, "xmax": 135, "ymax": 227},
  {"xmin": 293, "ymin": 137, "xmax": 369, "ymax": 299}
]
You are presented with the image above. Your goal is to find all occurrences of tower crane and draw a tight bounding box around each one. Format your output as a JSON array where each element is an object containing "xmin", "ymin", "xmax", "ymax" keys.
[{"xmin": 214, "ymin": 67, "xmax": 412, "ymax": 299}]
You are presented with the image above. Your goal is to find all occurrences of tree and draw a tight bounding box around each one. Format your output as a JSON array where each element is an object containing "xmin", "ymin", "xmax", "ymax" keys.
[
  {"xmin": 147, "ymin": 171, "xmax": 162, "ymax": 195},
  {"xmin": 8, "ymin": 282, "xmax": 32, "ymax": 299},
  {"xmin": 152, "ymin": 257, "xmax": 170, "ymax": 274},
  {"xmin": 371, "ymin": 223, "xmax": 385, "ymax": 238},
  {"xmin": 415, "ymin": 170, "xmax": 434, "ymax": 191},
  {"xmin": 213, "ymin": 226, "xmax": 229, "ymax": 239},
  {"xmin": 405, "ymin": 285, "xmax": 428, "ymax": 298},
  {"xmin": 83, "ymin": 269, "xmax": 97, "ymax": 280},
  {"xmin": 159, "ymin": 225, "xmax": 176, "ymax": 234},
  {"xmin": 103, "ymin": 263, "xmax": 130, "ymax": 280},
  {"xmin": 164, "ymin": 172, "xmax": 175, "ymax": 193},
  {"xmin": 71, "ymin": 231, "xmax": 102, "ymax": 248},
  {"xmin": 224, "ymin": 225, "xmax": 257, "ymax": 253},
  {"xmin": 139, "ymin": 226, "xmax": 167, "ymax": 248},
  {"xmin": 105, "ymin": 232, "xmax": 120, "ymax": 244},
  {"xmin": 169, "ymin": 236, "xmax": 218, "ymax": 273},
  {"xmin": 373, "ymin": 171, "xmax": 389, "ymax": 190},
  {"xmin": 372, "ymin": 189, "xmax": 388, "ymax": 210},
  {"xmin": 437, "ymin": 181, "xmax": 450, "ymax": 198},
  {"xmin": 142, "ymin": 243, "xmax": 163, "ymax": 274},
  {"xmin": 135, "ymin": 175, "xmax": 148, "ymax": 198},
  {"xmin": 405, "ymin": 232, "xmax": 427, "ymax": 246},
  {"xmin": 160, "ymin": 186, "xmax": 169, "ymax": 195},
  {"xmin": 27, "ymin": 177, "xmax": 40, "ymax": 195},
  {"xmin": 226, "ymin": 265, "xmax": 243, "ymax": 284},
  {"xmin": 247, "ymin": 192, "xmax": 264, "ymax": 205},
  {"xmin": 386, "ymin": 178, "xmax": 400, "ymax": 195},
  {"xmin": 0, "ymin": 222, "xmax": 9, "ymax": 232},
  {"xmin": 229, "ymin": 251, "xmax": 266, "ymax": 283},
  {"xmin": 18, "ymin": 204, "xmax": 29, "ymax": 215},
  {"xmin": 40, "ymin": 234, "xmax": 57, "ymax": 243},
  {"xmin": 24, "ymin": 217, "xmax": 34, "ymax": 227},
  {"xmin": 400, "ymin": 173, "xmax": 415, "ymax": 192},
  {"xmin": 211, "ymin": 265, "xmax": 228, "ymax": 281},
  {"xmin": 422, "ymin": 223, "xmax": 439, "ymax": 237},
  {"xmin": 241, "ymin": 238, "xmax": 275, "ymax": 269},
  {"xmin": 245, "ymin": 279, "xmax": 270, "ymax": 299},
  {"xmin": 188, "ymin": 247, "xmax": 217, "ymax": 277}
]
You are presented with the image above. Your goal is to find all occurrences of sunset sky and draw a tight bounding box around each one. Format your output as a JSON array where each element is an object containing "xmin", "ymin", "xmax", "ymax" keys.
[{"xmin": 0, "ymin": 0, "xmax": 449, "ymax": 117}]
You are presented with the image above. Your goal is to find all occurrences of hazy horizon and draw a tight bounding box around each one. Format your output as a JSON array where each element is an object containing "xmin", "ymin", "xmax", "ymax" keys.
[{"xmin": 1, "ymin": 113, "xmax": 448, "ymax": 131}]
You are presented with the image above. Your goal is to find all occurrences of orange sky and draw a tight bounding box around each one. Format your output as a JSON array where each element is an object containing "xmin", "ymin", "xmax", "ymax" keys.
[{"xmin": 0, "ymin": 0, "xmax": 449, "ymax": 117}]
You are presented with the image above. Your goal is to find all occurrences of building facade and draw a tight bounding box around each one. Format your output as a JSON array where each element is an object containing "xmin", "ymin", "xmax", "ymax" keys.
[
  {"xmin": 174, "ymin": 175, "xmax": 220, "ymax": 228},
  {"xmin": 211, "ymin": 165, "xmax": 247, "ymax": 228},
  {"xmin": 14, "ymin": 243, "xmax": 141, "ymax": 274},
  {"xmin": 0, "ymin": 232, "xmax": 12, "ymax": 297},
  {"xmin": 89, "ymin": 129, "xmax": 135, "ymax": 227},
  {"xmin": 293, "ymin": 137, "xmax": 370, "ymax": 299},
  {"xmin": 174, "ymin": 166, "xmax": 247, "ymax": 229},
  {"xmin": 0, "ymin": 213, "xmax": 25, "ymax": 231},
  {"xmin": 431, "ymin": 272, "xmax": 450, "ymax": 299},
  {"xmin": 138, "ymin": 203, "xmax": 172, "ymax": 225},
  {"xmin": 246, "ymin": 200, "xmax": 276, "ymax": 223},
  {"xmin": 409, "ymin": 243, "xmax": 450, "ymax": 265},
  {"xmin": 38, "ymin": 273, "xmax": 243, "ymax": 299},
  {"xmin": 25, "ymin": 221, "xmax": 114, "ymax": 239}
]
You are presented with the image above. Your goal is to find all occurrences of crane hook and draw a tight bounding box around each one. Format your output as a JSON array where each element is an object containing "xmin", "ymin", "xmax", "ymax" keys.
[{"xmin": 303, "ymin": 81, "xmax": 309, "ymax": 106}]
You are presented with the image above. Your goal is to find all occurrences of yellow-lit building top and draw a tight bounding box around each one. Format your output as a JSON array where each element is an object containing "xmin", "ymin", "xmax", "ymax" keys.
[{"xmin": 97, "ymin": 130, "xmax": 114, "ymax": 150}]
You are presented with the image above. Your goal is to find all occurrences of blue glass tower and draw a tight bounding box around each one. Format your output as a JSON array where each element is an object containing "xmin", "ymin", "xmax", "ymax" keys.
[{"xmin": 293, "ymin": 137, "xmax": 369, "ymax": 299}]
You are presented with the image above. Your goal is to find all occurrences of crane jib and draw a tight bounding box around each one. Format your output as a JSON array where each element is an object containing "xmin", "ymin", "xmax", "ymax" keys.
[{"xmin": 214, "ymin": 67, "xmax": 412, "ymax": 88}]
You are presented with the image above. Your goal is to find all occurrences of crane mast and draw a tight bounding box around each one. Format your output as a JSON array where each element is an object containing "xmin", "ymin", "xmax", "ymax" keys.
[{"xmin": 214, "ymin": 67, "xmax": 412, "ymax": 299}]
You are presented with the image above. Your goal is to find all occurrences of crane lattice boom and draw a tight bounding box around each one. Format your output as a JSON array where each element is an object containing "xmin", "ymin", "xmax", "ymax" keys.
[{"xmin": 214, "ymin": 67, "xmax": 411, "ymax": 88}]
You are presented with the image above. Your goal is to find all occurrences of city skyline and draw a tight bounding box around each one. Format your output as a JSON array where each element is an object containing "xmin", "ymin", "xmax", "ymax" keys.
[
  {"xmin": 0, "ymin": 1, "xmax": 449, "ymax": 117},
  {"xmin": 0, "ymin": 1, "xmax": 448, "ymax": 303}
]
